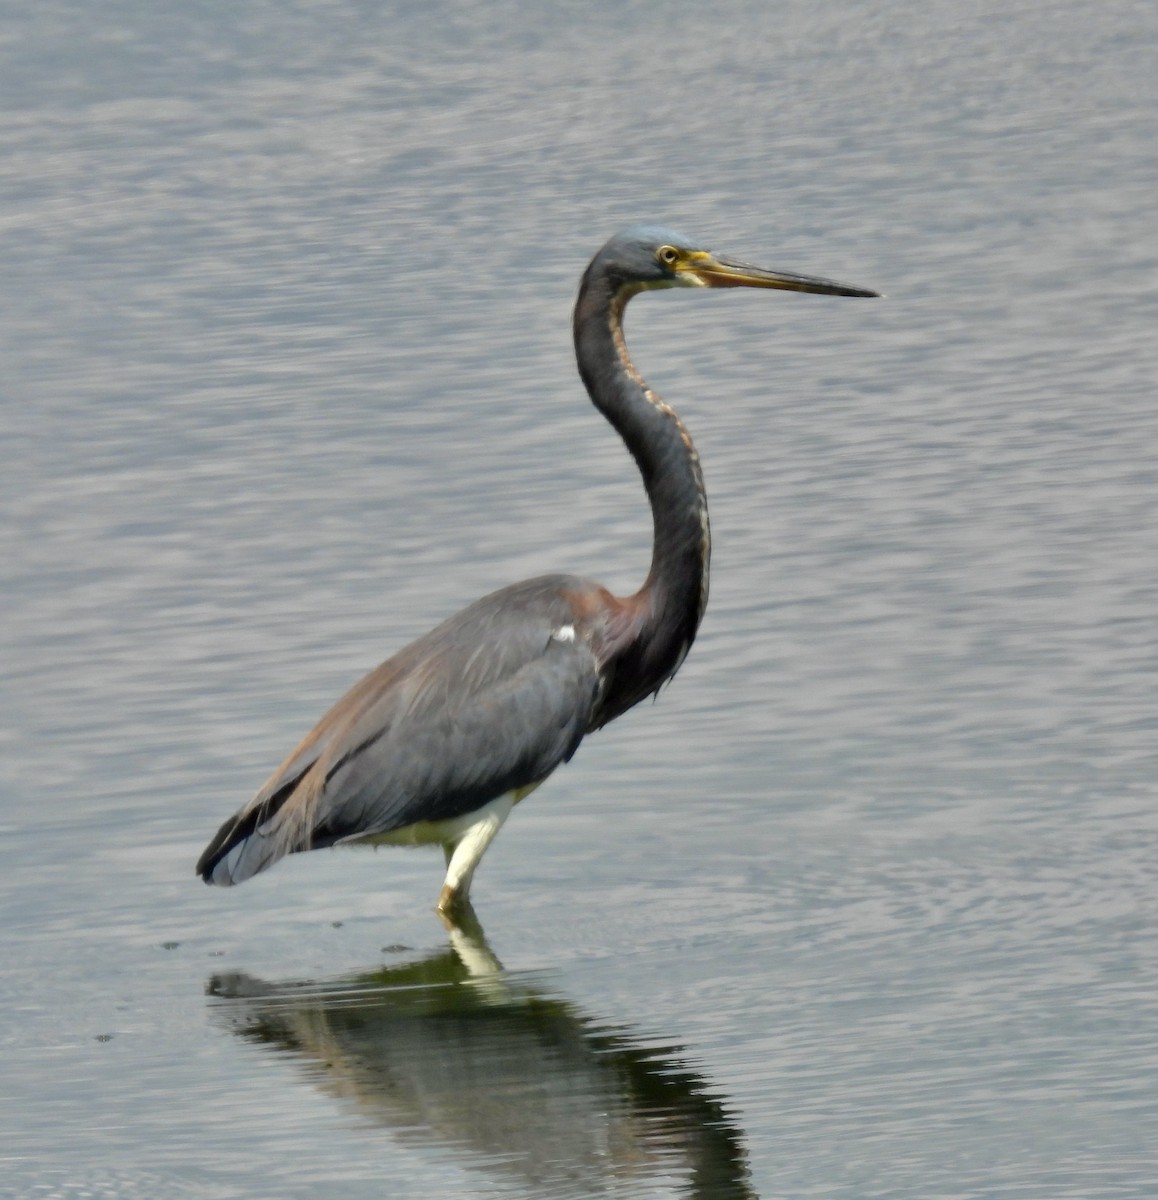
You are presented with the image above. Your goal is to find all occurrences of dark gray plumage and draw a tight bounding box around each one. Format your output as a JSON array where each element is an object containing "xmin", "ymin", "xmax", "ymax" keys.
[{"xmin": 198, "ymin": 576, "xmax": 608, "ymax": 895}]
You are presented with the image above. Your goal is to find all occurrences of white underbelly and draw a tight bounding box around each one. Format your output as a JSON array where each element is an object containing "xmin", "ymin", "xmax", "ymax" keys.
[{"xmin": 351, "ymin": 781, "xmax": 543, "ymax": 849}]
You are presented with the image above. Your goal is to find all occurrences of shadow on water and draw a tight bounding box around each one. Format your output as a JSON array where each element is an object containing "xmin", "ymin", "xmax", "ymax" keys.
[{"xmin": 207, "ymin": 913, "xmax": 758, "ymax": 1199}]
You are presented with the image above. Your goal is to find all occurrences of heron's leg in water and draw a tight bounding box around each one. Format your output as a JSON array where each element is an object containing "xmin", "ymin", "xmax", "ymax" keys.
[{"xmin": 436, "ymin": 793, "xmax": 516, "ymax": 915}]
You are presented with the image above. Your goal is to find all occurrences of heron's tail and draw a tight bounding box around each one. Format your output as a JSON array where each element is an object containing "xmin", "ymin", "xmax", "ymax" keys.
[
  {"xmin": 197, "ymin": 813, "xmax": 281, "ymax": 885},
  {"xmin": 196, "ymin": 773, "xmax": 313, "ymax": 886}
]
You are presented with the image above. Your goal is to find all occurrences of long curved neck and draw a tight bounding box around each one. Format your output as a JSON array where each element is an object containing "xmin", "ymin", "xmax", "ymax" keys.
[{"xmin": 573, "ymin": 264, "xmax": 711, "ymax": 708}]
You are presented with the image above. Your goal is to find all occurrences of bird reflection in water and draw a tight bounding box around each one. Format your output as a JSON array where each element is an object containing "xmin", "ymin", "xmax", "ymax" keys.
[{"xmin": 208, "ymin": 915, "xmax": 758, "ymax": 1199}]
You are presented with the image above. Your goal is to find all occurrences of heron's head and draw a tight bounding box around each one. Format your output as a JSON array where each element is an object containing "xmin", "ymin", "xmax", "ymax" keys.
[{"xmin": 594, "ymin": 225, "xmax": 878, "ymax": 299}]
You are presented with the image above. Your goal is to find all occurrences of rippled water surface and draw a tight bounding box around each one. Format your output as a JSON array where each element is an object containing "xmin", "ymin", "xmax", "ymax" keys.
[{"xmin": 3, "ymin": 2, "xmax": 1157, "ymax": 1197}]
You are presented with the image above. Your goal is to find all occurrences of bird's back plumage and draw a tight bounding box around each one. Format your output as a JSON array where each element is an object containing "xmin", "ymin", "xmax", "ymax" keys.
[{"xmin": 197, "ymin": 575, "xmax": 605, "ymax": 886}]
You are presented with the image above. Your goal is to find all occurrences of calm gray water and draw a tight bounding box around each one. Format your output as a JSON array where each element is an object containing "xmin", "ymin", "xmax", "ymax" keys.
[{"xmin": 3, "ymin": 1, "xmax": 1157, "ymax": 1196}]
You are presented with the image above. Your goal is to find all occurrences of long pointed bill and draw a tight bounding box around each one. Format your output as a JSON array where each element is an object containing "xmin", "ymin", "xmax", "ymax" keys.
[{"xmin": 681, "ymin": 251, "xmax": 878, "ymax": 298}]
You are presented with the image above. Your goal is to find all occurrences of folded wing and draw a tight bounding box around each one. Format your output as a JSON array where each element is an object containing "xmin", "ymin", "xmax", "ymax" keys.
[{"xmin": 197, "ymin": 576, "xmax": 604, "ymax": 885}]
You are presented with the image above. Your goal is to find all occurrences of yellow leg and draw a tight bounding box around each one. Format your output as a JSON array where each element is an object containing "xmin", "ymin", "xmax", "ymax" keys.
[{"xmin": 435, "ymin": 794, "xmax": 514, "ymax": 915}]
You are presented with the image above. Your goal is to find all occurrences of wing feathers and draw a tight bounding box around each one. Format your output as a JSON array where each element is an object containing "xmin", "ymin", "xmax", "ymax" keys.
[{"xmin": 197, "ymin": 576, "xmax": 605, "ymax": 885}]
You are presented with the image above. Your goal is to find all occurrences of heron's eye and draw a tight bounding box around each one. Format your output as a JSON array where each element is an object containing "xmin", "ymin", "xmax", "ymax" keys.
[{"xmin": 657, "ymin": 245, "xmax": 680, "ymax": 267}]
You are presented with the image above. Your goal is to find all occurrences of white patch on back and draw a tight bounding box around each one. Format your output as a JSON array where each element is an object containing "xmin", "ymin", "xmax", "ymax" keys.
[{"xmin": 552, "ymin": 624, "xmax": 576, "ymax": 643}]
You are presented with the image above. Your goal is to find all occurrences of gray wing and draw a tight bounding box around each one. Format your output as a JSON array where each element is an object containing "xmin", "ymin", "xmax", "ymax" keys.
[{"xmin": 197, "ymin": 576, "xmax": 604, "ymax": 885}]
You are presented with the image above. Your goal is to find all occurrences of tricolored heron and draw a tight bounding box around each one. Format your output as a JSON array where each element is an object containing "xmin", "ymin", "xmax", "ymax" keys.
[{"xmin": 197, "ymin": 225, "xmax": 876, "ymax": 917}]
